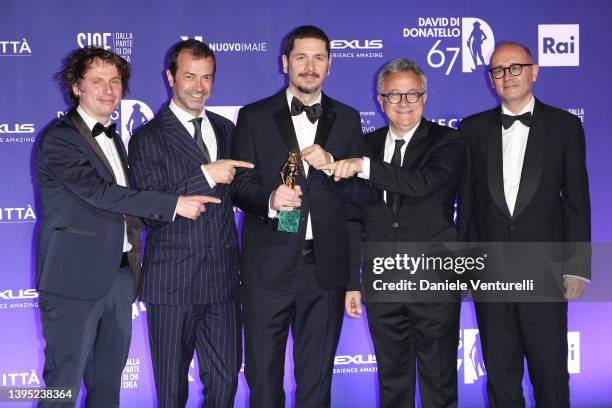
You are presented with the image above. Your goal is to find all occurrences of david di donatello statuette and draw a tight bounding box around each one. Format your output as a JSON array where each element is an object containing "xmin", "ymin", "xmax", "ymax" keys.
[{"xmin": 277, "ymin": 151, "xmax": 303, "ymax": 233}]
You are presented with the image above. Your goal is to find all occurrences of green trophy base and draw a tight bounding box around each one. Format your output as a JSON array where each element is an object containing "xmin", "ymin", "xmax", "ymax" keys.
[{"xmin": 277, "ymin": 209, "xmax": 300, "ymax": 233}]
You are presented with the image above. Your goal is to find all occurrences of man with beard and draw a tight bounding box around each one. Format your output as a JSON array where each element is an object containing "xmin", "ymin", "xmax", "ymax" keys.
[{"xmin": 231, "ymin": 25, "xmax": 367, "ymax": 407}]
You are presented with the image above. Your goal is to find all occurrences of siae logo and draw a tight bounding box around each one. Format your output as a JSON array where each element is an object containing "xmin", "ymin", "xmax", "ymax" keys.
[
  {"xmin": 0, "ymin": 124, "xmax": 35, "ymax": 134},
  {"xmin": 77, "ymin": 33, "xmax": 112, "ymax": 50},
  {"xmin": 0, "ymin": 289, "xmax": 38, "ymax": 300},
  {"xmin": 330, "ymin": 40, "xmax": 383, "ymax": 50},
  {"xmin": 538, "ymin": 24, "xmax": 579, "ymax": 66}
]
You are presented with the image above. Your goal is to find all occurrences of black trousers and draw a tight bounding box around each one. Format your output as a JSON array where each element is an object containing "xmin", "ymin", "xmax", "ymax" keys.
[
  {"xmin": 475, "ymin": 301, "xmax": 569, "ymax": 408},
  {"xmin": 242, "ymin": 259, "xmax": 345, "ymax": 408},
  {"xmin": 366, "ymin": 301, "xmax": 460, "ymax": 408},
  {"xmin": 38, "ymin": 265, "xmax": 133, "ymax": 408}
]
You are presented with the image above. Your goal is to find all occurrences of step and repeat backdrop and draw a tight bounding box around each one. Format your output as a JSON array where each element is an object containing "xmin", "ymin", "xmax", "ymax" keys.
[{"xmin": 2, "ymin": 1, "xmax": 611, "ymax": 407}]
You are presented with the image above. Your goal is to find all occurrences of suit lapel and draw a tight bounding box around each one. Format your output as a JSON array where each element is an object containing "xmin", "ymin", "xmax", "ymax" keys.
[
  {"xmin": 273, "ymin": 92, "xmax": 300, "ymax": 153},
  {"xmin": 512, "ymin": 99, "xmax": 545, "ymax": 220},
  {"xmin": 401, "ymin": 120, "xmax": 432, "ymax": 169},
  {"xmin": 160, "ymin": 107, "xmax": 206, "ymax": 167},
  {"xmin": 370, "ymin": 127, "xmax": 387, "ymax": 161},
  {"xmin": 272, "ymin": 93, "xmax": 308, "ymax": 184},
  {"xmin": 67, "ymin": 109, "xmax": 116, "ymax": 182},
  {"xmin": 486, "ymin": 108, "xmax": 512, "ymax": 219},
  {"xmin": 390, "ymin": 120, "xmax": 432, "ymax": 214},
  {"xmin": 313, "ymin": 93, "xmax": 337, "ymax": 149},
  {"xmin": 112, "ymin": 134, "xmax": 131, "ymax": 188}
]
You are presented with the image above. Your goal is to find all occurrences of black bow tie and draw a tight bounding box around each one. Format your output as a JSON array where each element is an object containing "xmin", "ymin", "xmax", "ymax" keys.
[
  {"xmin": 501, "ymin": 112, "xmax": 532, "ymax": 130},
  {"xmin": 290, "ymin": 97, "xmax": 322, "ymax": 124},
  {"xmin": 92, "ymin": 122, "xmax": 117, "ymax": 138}
]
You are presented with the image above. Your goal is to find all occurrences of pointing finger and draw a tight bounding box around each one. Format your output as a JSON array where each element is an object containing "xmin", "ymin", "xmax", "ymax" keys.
[{"xmin": 227, "ymin": 160, "xmax": 255, "ymax": 169}]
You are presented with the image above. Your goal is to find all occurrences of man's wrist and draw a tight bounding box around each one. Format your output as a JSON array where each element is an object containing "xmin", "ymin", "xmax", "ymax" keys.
[
  {"xmin": 201, "ymin": 165, "xmax": 216, "ymax": 188},
  {"xmin": 268, "ymin": 192, "xmax": 279, "ymax": 218},
  {"xmin": 358, "ymin": 156, "xmax": 371, "ymax": 180}
]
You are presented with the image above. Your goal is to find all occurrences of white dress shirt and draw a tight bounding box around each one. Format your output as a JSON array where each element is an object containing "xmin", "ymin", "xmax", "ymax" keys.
[
  {"xmin": 77, "ymin": 106, "xmax": 131, "ymax": 252},
  {"xmin": 501, "ymin": 96, "xmax": 534, "ymax": 216},
  {"xmin": 267, "ymin": 88, "xmax": 322, "ymax": 240},
  {"xmin": 359, "ymin": 123, "xmax": 420, "ymax": 202},
  {"xmin": 169, "ymin": 99, "xmax": 217, "ymax": 187}
]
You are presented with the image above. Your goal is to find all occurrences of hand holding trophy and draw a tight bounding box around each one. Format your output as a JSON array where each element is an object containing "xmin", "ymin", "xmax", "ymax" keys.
[{"xmin": 277, "ymin": 151, "xmax": 304, "ymax": 233}]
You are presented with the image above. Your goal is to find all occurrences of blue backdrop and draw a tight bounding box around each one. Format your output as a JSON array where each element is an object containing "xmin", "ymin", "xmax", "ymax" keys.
[{"xmin": 1, "ymin": 1, "xmax": 611, "ymax": 406}]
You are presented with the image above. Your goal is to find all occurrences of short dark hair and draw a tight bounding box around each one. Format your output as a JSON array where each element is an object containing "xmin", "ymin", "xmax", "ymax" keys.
[
  {"xmin": 168, "ymin": 39, "xmax": 216, "ymax": 79},
  {"xmin": 283, "ymin": 25, "xmax": 330, "ymax": 57},
  {"xmin": 491, "ymin": 41, "xmax": 534, "ymax": 65},
  {"xmin": 55, "ymin": 46, "xmax": 130, "ymax": 105}
]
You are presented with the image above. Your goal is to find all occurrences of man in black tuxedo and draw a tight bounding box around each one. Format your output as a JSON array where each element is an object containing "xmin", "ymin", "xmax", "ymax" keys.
[
  {"xmin": 458, "ymin": 42, "xmax": 590, "ymax": 407},
  {"xmin": 129, "ymin": 40, "xmax": 253, "ymax": 408},
  {"xmin": 231, "ymin": 25, "xmax": 367, "ymax": 407},
  {"xmin": 323, "ymin": 59, "xmax": 464, "ymax": 408},
  {"xmin": 35, "ymin": 46, "xmax": 213, "ymax": 407}
]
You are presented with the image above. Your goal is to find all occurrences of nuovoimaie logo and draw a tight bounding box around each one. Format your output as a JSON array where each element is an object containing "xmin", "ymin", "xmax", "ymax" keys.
[
  {"xmin": 180, "ymin": 36, "xmax": 267, "ymax": 53},
  {"xmin": 538, "ymin": 24, "xmax": 579, "ymax": 67}
]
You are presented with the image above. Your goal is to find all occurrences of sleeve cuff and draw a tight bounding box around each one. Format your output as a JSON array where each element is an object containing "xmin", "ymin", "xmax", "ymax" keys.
[
  {"xmin": 358, "ymin": 156, "xmax": 371, "ymax": 180},
  {"xmin": 201, "ymin": 165, "xmax": 216, "ymax": 188},
  {"xmin": 268, "ymin": 193, "xmax": 278, "ymax": 219},
  {"xmin": 322, "ymin": 154, "xmax": 335, "ymax": 176},
  {"xmin": 563, "ymin": 274, "xmax": 590, "ymax": 283}
]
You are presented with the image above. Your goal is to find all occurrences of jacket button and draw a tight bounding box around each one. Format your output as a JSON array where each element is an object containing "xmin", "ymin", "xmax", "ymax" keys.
[
  {"xmin": 509, "ymin": 225, "xmax": 515, "ymax": 231},
  {"xmin": 208, "ymin": 245, "xmax": 213, "ymax": 252},
  {"xmin": 392, "ymin": 222, "xmax": 399, "ymax": 228},
  {"xmin": 300, "ymin": 217, "xmax": 306, "ymax": 222}
]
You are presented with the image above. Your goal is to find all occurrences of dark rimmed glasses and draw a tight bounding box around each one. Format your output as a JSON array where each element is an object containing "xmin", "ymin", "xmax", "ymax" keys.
[
  {"xmin": 489, "ymin": 63, "xmax": 533, "ymax": 79},
  {"xmin": 380, "ymin": 91, "xmax": 426, "ymax": 104}
]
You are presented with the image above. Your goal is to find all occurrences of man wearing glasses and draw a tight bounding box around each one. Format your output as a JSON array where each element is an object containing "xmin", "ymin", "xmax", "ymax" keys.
[
  {"xmin": 322, "ymin": 59, "xmax": 464, "ymax": 407},
  {"xmin": 458, "ymin": 42, "xmax": 590, "ymax": 407}
]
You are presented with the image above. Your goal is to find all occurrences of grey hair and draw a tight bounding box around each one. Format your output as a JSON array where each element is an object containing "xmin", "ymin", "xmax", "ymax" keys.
[{"xmin": 377, "ymin": 58, "xmax": 427, "ymax": 94}]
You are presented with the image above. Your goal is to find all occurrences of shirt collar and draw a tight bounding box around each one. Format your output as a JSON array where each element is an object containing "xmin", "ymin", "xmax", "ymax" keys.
[
  {"xmin": 169, "ymin": 99, "xmax": 206, "ymax": 125},
  {"xmin": 286, "ymin": 88, "xmax": 322, "ymax": 111},
  {"xmin": 77, "ymin": 105, "xmax": 110, "ymax": 131},
  {"xmin": 502, "ymin": 95, "xmax": 535, "ymax": 116},
  {"xmin": 387, "ymin": 121, "xmax": 420, "ymax": 146}
]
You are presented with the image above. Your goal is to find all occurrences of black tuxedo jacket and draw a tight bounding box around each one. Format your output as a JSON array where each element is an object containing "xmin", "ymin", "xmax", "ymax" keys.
[
  {"xmin": 35, "ymin": 109, "xmax": 177, "ymax": 301},
  {"xmin": 129, "ymin": 106, "xmax": 239, "ymax": 305},
  {"xmin": 347, "ymin": 120, "xmax": 465, "ymax": 290},
  {"xmin": 231, "ymin": 90, "xmax": 367, "ymax": 289},
  {"xmin": 458, "ymin": 99, "xmax": 591, "ymax": 278}
]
